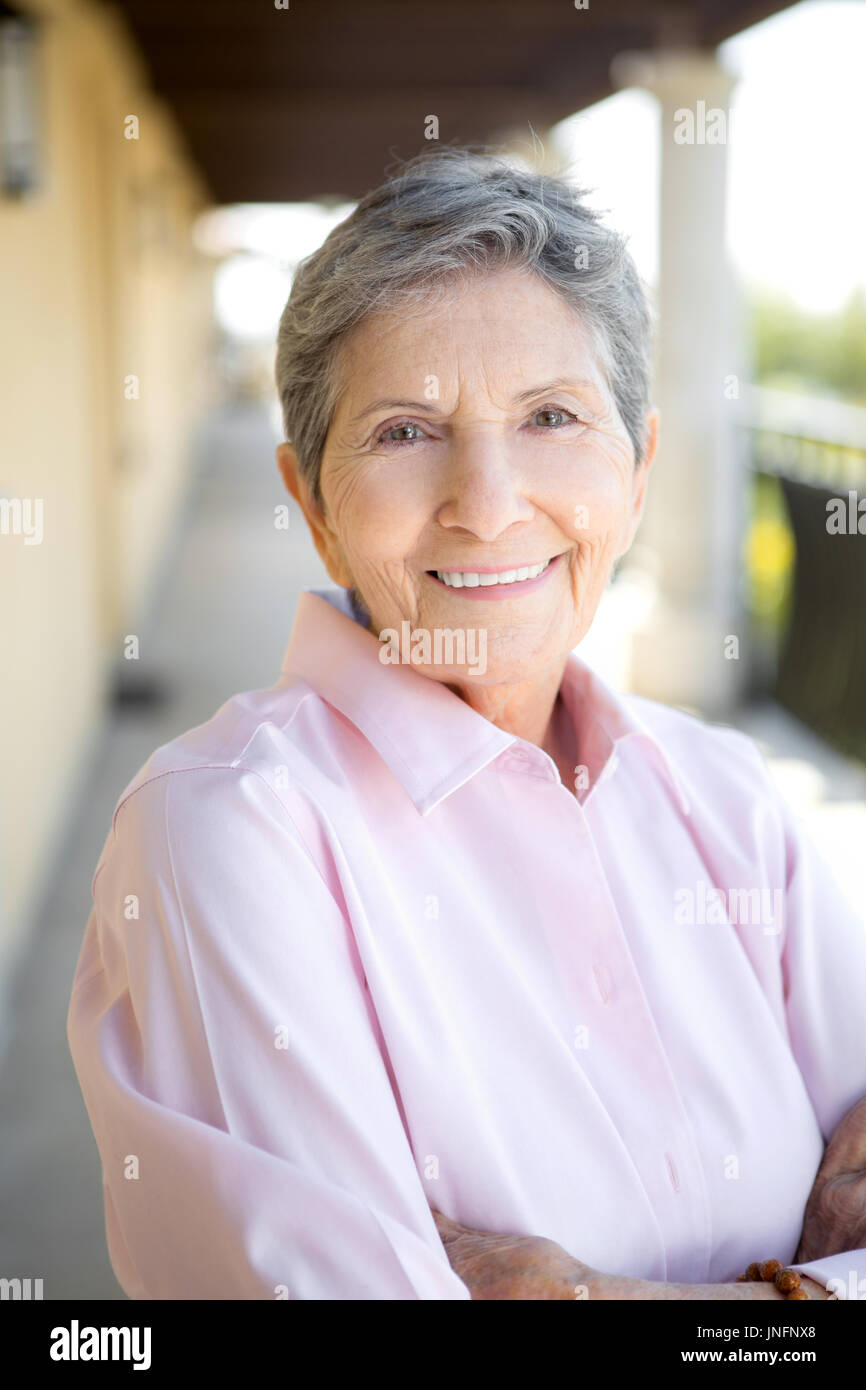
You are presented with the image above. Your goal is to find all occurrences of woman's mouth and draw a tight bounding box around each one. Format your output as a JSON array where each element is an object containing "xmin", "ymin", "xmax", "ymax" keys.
[{"xmin": 425, "ymin": 554, "xmax": 561, "ymax": 599}]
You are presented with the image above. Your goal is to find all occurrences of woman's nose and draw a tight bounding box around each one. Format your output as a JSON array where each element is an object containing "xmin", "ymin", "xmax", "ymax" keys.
[{"xmin": 435, "ymin": 432, "xmax": 534, "ymax": 539}]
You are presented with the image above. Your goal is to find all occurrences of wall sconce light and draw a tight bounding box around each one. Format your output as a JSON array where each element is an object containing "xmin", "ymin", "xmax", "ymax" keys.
[{"xmin": 0, "ymin": 4, "xmax": 40, "ymax": 198}]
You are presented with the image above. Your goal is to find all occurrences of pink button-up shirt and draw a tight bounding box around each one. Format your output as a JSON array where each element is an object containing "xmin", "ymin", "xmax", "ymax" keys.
[{"xmin": 67, "ymin": 586, "xmax": 866, "ymax": 1299}]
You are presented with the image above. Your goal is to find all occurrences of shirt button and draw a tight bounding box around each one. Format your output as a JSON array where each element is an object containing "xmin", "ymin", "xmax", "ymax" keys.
[
  {"xmin": 592, "ymin": 963, "xmax": 611, "ymax": 1004},
  {"xmin": 665, "ymin": 1152, "xmax": 681, "ymax": 1193}
]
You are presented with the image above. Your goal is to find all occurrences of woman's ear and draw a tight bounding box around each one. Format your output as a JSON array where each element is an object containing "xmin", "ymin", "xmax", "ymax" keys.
[
  {"xmin": 276, "ymin": 442, "xmax": 327, "ymax": 532},
  {"xmin": 632, "ymin": 405, "xmax": 659, "ymax": 519},
  {"xmin": 616, "ymin": 407, "xmax": 660, "ymax": 558},
  {"xmin": 276, "ymin": 442, "xmax": 305, "ymax": 509},
  {"xmin": 275, "ymin": 442, "xmax": 354, "ymax": 587},
  {"xmin": 641, "ymin": 407, "xmax": 660, "ymax": 474}
]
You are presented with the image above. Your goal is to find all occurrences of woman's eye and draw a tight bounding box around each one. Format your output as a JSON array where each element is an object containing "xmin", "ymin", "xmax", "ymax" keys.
[
  {"xmin": 531, "ymin": 406, "xmax": 579, "ymax": 429},
  {"xmin": 375, "ymin": 421, "xmax": 426, "ymax": 447}
]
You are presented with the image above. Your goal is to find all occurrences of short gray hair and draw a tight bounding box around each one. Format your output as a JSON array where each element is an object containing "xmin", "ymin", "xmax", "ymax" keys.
[{"xmin": 275, "ymin": 147, "xmax": 654, "ymax": 507}]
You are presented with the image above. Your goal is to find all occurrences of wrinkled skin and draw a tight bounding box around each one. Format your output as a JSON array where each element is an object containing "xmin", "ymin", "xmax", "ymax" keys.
[
  {"xmin": 278, "ymin": 265, "xmax": 658, "ymax": 769},
  {"xmin": 796, "ymin": 1094, "xmax": 866, "ymax": 1263},
  {"xmin": 431, "ymin": 1210, "xmax": 833, "ymax": 1301},
  {"xmin": 431, "ymin": 1210, "xmax": 585, "ymax": 1300}
]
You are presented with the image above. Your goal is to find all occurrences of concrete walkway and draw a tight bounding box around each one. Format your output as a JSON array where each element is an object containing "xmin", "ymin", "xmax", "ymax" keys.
[
  {"xmin": 0, "ymin": 399, "xmax": 862, "ymax": 1298},
  {"xmin": 0, "ymin": 401, "xmax": 329, "ymax": 1298}
]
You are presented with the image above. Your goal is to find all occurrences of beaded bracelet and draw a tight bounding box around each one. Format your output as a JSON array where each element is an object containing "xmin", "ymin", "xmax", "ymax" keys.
[{"xmin": 736, "ymin": 1259, "xmax": 817, "ymax": 1299}]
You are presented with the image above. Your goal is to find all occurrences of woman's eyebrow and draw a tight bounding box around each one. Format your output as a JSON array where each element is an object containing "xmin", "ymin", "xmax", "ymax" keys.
[
  {"xmin": 348, "ymin": 398, "xmax": 436, "ymax": 425},
  {"xmin": 349, "ymin": 379, "xmax": 600, "ymax": 426},
  {"xmin": 511, "ymin": 378, "xmax": 600, "ymax": 404}
]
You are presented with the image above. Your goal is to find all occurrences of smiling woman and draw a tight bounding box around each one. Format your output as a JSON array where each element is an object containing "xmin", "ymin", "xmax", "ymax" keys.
[
  {"xmin": 67, "ymin": 147, "xmax": 866, "ymax": 1302},
  {"xmin": 276, "ymin": 262, "xmax": 652, "ymax": 720},
  {"xmin": 275, "ymin": 147, "xmax": 652, "ymax": 498}
]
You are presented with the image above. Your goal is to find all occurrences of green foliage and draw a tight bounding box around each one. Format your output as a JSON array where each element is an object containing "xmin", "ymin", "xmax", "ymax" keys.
[
  {"xmin": 745, "ymin": 472, "xmax": 794, "ymax": 630},
  {"xmin": 749, "ymin": 286, "xmax": 866, "ymax": 404}
]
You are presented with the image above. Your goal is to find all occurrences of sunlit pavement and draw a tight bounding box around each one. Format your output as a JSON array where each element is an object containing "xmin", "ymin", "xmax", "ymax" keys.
[{"xmin": 0, "ymin": 401, "xmax": 861, "ymax": 1298}]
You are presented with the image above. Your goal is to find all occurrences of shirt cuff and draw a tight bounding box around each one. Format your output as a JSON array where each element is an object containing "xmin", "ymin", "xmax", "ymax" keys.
[{"xmin": 788, "ymin": 1249, "xmax": 866, "ymax": 1299}]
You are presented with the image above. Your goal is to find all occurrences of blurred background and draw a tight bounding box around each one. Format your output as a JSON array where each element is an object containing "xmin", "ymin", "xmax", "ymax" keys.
[{"xmin": 1, "ymin": 0, "xmax": 864, "ymax": 1297}]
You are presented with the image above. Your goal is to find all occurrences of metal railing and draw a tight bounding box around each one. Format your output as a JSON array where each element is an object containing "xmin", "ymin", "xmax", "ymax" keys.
[
  {"xmin": 740, "ymin": 386, "xmax": 866, "ymax": 762},
  {"xmin": 742, "ymin": 384, "xmax": 866, "ymax": 489}
]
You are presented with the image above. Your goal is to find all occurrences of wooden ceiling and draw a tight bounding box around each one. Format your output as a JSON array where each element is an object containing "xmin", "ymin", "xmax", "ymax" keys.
[{"xmin": 103, "ymin": 0, "xmax": 796, "ymax": 204}]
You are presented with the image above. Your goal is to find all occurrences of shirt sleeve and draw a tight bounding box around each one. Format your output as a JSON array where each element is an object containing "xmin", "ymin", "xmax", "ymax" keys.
[
  {"xmin": 66, "ymin": 765, "xmax": 470, "ymax": 1300},
  {"xmin": 759, "ymin": 751, "xmax": 866, "ymax": 1300}
]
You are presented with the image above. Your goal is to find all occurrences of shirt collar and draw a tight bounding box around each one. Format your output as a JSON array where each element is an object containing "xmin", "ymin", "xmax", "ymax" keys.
[{"xmin": 280, "ymin": 586, "xmax": 690, "ymax": 817}]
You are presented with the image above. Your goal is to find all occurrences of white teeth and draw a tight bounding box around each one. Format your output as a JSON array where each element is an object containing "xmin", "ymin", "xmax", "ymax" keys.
[{"xmin": 435, "ymin": 558, "xmax": 552, "ymax": 587}]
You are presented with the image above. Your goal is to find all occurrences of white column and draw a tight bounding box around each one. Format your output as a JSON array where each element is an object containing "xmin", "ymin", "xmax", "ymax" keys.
[{"xmin": 611, "ymin": 48, "xmax": 747, "ymax": 716}]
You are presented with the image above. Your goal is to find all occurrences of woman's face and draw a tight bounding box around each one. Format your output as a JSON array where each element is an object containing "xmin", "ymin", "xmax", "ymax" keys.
[{"xmin": 286, "ymin": 265, "xmax": 657, "ymax": 687}]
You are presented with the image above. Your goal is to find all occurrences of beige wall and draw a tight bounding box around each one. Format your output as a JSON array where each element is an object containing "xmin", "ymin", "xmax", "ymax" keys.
[{"xmin": 0, "ymin": 0, "xmax": 215, "ymax": 978}]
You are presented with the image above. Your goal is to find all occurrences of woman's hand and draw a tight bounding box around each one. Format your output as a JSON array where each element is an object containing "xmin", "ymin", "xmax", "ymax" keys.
[
  {"xmin": 796, "ymin": 1094, "xmax": 866, "ymax": 1263},
  {"xmin": 431, "ymin": 1210, "xmax": 590, "ymax": 1299},
  {"xmin": 432, "ymin": 1210, "xmax": 834, "ymax": 1300}
]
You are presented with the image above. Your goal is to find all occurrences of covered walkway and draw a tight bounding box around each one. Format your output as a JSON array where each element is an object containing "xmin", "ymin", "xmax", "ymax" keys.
[{"xmin": 0, "ymin": 402, "xmax": 327, "ymax": 1297}]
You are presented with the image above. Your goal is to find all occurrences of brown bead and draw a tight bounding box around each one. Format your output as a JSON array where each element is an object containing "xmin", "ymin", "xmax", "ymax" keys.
[
  {"xmin": 775, "ymin": 1269, "xmax": 800, "ymax": 1294},
  {"xmin": 761, "ymin": 1259, "xmax": 784, "ymax": 1280},
  {"xmin": 788, "ymin": 1287, "xmax": 811, "ymax": 1300},
  {"xmin": 746, "ymin": 1262, "xmax": 764, "ymax": 1281}
]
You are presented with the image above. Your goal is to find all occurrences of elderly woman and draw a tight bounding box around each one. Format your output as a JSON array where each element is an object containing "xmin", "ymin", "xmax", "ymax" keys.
[{"xmin": 68, "ymin": 148, "xmax": 866, "ymax": 1301}]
